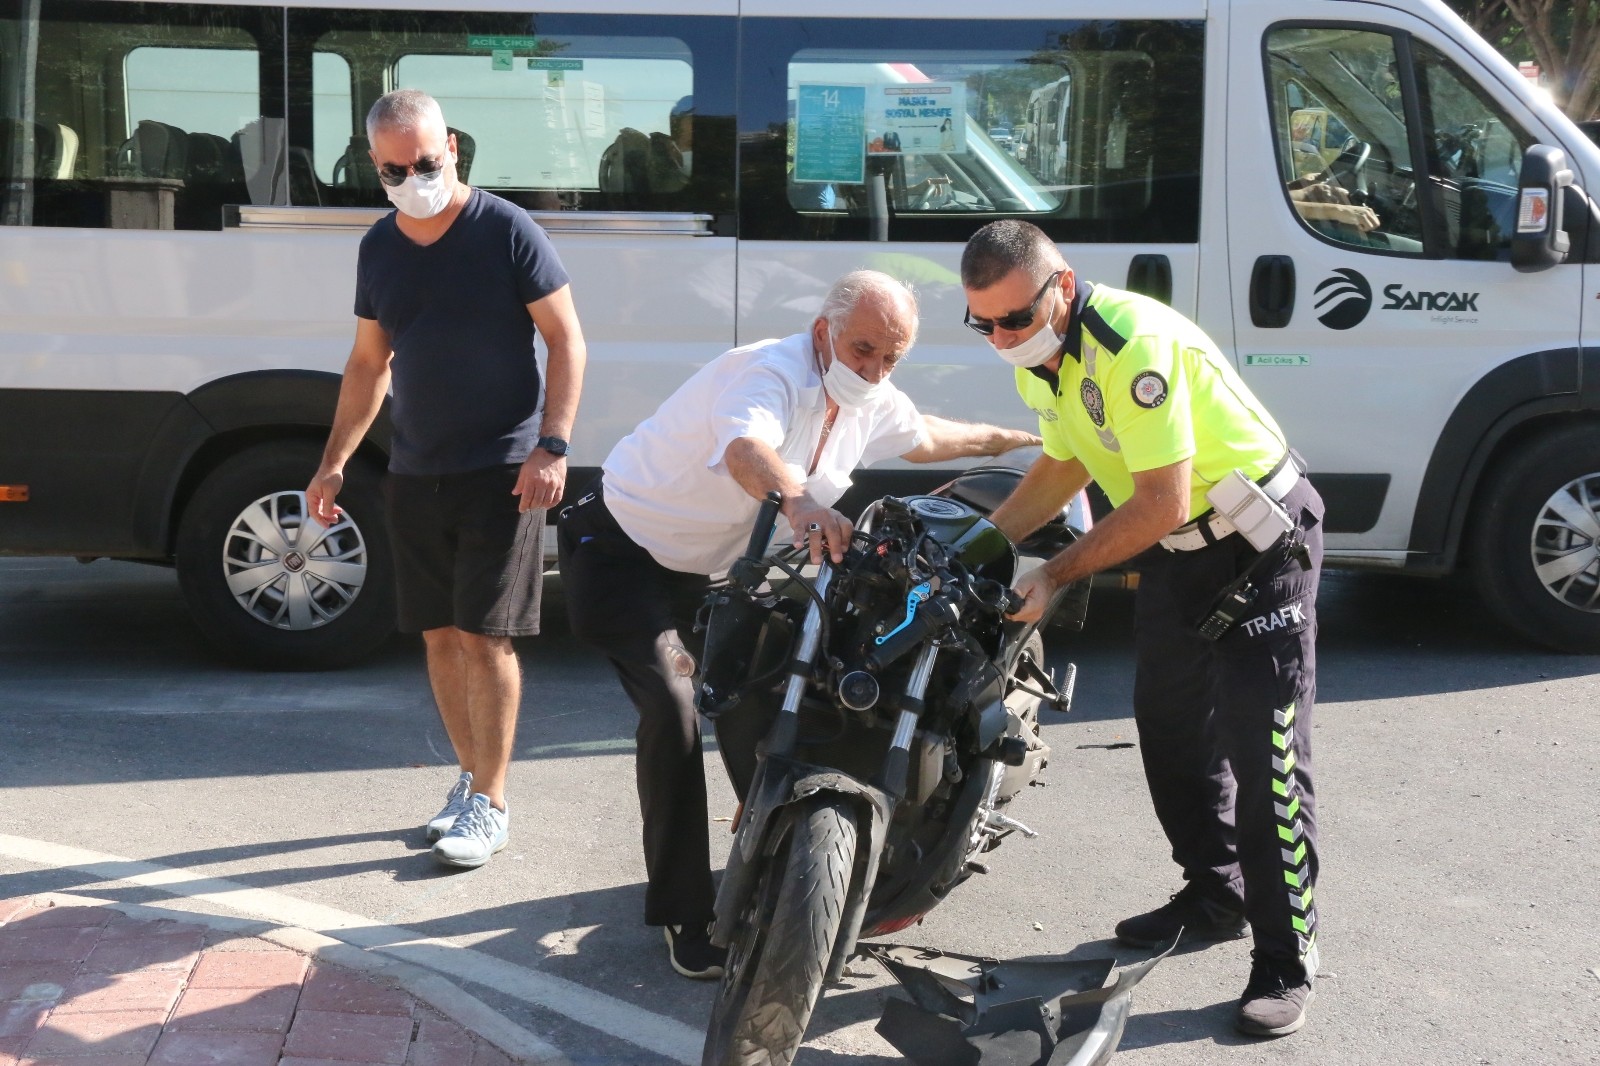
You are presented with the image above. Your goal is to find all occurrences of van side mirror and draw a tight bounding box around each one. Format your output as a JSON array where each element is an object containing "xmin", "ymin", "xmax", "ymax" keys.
[{"xmin": 1512, "ymin": 144, "xmax": 1572, "ymax": 272}]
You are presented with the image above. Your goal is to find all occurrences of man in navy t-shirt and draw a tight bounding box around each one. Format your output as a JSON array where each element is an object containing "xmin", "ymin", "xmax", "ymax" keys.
[{"xmin": 308, "ymin": 89, "xmax": 586, "ymax": 871}]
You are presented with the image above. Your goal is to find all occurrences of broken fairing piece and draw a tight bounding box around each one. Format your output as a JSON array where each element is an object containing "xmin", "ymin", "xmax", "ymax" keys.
[{"xmin": 861, "ymin": 940, "xmax": 1174, "ymax": 1066}]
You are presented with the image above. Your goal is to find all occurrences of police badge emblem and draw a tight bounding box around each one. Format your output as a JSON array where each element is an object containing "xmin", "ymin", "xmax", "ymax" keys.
[{"xmin": 1080, "ymin": 379, "xmax": 1106, "ymax": 427}]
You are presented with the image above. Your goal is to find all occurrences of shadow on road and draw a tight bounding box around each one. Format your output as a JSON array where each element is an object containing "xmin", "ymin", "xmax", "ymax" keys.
[{"xmin": 1, "ymin": 557, "xmax": 1594, "ymax": 777}]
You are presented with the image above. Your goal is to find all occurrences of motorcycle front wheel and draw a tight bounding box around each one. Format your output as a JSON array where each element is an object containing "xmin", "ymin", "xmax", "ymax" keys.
[{"xmin": 703, "ymin": 798, "xmax": 859, "ymax": 1066}]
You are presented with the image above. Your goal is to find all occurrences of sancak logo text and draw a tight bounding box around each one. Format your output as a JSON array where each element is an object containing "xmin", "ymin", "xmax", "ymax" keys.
[{"xmin": 1381, "ymin": 285, "xmax": 1480, "ymax": 312}]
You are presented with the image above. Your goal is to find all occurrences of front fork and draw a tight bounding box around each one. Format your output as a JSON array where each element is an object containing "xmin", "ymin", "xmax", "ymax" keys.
[{"xmin": 714, "ymin": 563, "xmax": 942, "ymax": 958}]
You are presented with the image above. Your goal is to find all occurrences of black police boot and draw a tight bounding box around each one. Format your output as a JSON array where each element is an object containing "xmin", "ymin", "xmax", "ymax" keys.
[{"xmin": 1113, "ymin": 882, "xmax": 1248, "ymax": 948}]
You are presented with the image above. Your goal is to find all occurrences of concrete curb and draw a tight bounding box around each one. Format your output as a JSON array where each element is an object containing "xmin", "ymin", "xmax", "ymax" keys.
[{"xmin": 29, "ymin": 890, "xmax": 574, "ymax": 1066}]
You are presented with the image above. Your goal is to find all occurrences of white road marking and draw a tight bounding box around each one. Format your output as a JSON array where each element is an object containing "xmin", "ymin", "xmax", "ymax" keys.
[{"xmin": 0, "ymin": 834, "xmax": 702, "ymax": 1065}]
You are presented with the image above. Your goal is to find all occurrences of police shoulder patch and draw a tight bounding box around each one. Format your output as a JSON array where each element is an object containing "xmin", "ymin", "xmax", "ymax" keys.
[{"xmin": 1131, "ymin": 370, "xmax": 1168, "ymax": 409}]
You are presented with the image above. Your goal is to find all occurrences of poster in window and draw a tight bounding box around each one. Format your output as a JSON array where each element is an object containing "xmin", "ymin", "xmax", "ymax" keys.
[
  {"xmin": 869, "ymin": 83, "xmax": 965, "ymax": 156},
  {"xmin": 795, "ymin": 83, "xmax": 867, "ymax": 185}
]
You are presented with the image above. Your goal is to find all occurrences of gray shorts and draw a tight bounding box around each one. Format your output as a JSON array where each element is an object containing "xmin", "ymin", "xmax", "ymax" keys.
[{"xmin": 384, "ymin": 464, "xmax": 545, "ymax": 636}]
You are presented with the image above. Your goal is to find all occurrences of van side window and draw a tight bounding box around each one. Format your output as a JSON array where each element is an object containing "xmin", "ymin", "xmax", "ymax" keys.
[
  {"xmin": 1413, "ymin": 40, "xmax": 1533, "ymax": 261},
  {"xmin": 741, "ymin": 17, "xmax": 1204, "ymax": 244},
  {"xmin": 0, "ymin": 1, "xmax": 284, "ymax": 230},
  {"xmin": 1266, "ymin": 28, "xmax": 1425, "ymax": 255},
  {"xmin": 287, "ymin": 9, "xmax": 735, "ymax": 221}
]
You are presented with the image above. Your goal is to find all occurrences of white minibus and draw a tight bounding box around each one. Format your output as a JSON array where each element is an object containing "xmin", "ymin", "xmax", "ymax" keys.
[{"xmin": 3, "ymin": 0, "xmax": 1597, "ymax": 665}]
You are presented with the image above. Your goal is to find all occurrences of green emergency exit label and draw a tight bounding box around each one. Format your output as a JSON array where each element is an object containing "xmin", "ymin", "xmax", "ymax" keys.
[
  {"xmin": 1245, "ymin": 354, "xmax": 1311, "ymax": 366},
  {"xmin": 528, "ymin": 58, "xmax": 583, "ymax": 70},
  {"xmin": 469, "ymin": 34, "xmax": 538, "ymax": 50}
]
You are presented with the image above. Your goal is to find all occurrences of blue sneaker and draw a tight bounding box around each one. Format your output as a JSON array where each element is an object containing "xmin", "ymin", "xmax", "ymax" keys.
[
  {"xmin": 426, "ymin": 772, "xmax": 473, "ymax": 842},
  {"xmin": 432, "ymin": 793, "xmax": 509, "ymax": 869}
]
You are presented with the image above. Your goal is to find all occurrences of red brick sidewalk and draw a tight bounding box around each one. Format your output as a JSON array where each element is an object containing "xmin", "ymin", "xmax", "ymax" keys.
[{"xmin": 0, "ymin": 897, "xmax": 516, "ymax": 1066}]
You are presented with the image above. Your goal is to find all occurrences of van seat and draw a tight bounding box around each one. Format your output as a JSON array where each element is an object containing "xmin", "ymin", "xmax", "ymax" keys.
[
  {"xmin": 186, "ymin": 131, "xmax": 244, "ymax": 186},
  {"xmin": 332, "ymin": 134, "xmax": 379, "ymax": 191},
  {"xmin": 232, "ymin": 117, "xmax": 288, "ymax": 205},
  {"xmin": 0, "ymin": 119, "xmax": 80, "ymax": 179},
  {"xmin": 449, "ymin": 126, "xmax": 475, "ymax": 184},
  {"xmin": 119, "ymin": 119, "xmax": 189, "ymax": 179}
]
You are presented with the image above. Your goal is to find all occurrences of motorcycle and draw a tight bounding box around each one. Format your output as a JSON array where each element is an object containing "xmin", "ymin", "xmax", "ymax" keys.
[{"xmin": 695, "ymin": 465, "xmax": 1086, "ymax": 1066}]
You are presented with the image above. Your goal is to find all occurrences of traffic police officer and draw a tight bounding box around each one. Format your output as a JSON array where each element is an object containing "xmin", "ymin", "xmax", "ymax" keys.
[{"xmin": 961, "ymin": 220, "xmax": 1323, "ymax": 1039}]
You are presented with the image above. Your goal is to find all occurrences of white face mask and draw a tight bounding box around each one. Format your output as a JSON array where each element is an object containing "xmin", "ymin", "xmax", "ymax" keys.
[
  {"xmin": 991, "ymin": 289, "xmax": 1064, "ymax": 369},
  {"xmin": 383, "ymin": 152, "xmax": 456, "ymax": 219},
  {"xmin": 821, "ymin": 333, "xmax": 889, "ymax": 410}
]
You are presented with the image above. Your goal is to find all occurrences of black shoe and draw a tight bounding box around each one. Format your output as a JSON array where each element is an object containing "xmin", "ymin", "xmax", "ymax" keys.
[
  {"xmin": 664, "ymin": 924, "xmax": 727, "ymax": 980},
  {"xmin": 1236, "ymin": 951, "xmax": 1314, "ymax": 1037},
  {"xmin": 1113, "ymin": 882, "xmax": 1248, "ymax": 949}
]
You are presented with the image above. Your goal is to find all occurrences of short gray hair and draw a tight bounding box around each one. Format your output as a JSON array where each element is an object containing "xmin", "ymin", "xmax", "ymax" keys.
[
  {"xmin": 366, "ymin": 89, "xmax": 446, "ymax": 144},
  {"xmin": 961, "ymin": 219, "xmax": 1063, "ymax": 290},
  {"xmin": 819, "ymin": 270, "xmax": 920, "ymax": 347}
]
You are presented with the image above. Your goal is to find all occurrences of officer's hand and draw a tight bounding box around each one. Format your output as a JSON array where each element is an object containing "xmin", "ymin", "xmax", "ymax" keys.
[
  {"xmin": 786, "ymin": 495, "xmax": 853, "ymax": 565},
  {"xmin": 1006, "ymin": 566, "xmax": 1056, "ymax": 624},
  {"xmin": 306, "ymin": 469, "xmax": 344, "ymax": 527},
  {"xmin": 515, "ymin": 450, "xmax": 566, "ymax": 513}
]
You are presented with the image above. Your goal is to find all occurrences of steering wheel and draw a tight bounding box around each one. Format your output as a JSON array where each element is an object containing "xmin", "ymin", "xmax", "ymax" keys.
[
  {"xmin": 912, "ymin": 176, "xmax": 957, "ymax": 210},
  {"xmin": 1328, "ymin": 137, "xmax": 1371, "ymax": 196}
]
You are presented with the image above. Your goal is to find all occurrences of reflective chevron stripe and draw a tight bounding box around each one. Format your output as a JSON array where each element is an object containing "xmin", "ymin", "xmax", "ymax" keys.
[{"xmin": 1269, "ymin": 700, "xmax": 1317, "ymax": 974}]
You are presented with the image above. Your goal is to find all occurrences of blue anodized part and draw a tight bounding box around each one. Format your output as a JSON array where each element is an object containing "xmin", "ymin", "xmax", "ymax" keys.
[{"xmin": 875, "ymin": 580, "xmax": 932, "ymax": 646}]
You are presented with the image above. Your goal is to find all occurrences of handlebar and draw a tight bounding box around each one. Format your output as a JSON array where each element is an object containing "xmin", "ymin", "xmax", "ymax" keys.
[
  {"xmin": 728, "ymin": 491, "xmax": 783, "ymax": 589},
  {"xmin": 864, "ymin": 591, "xmax": 959, "ymax": 673},
  {"xmin": 863, "ymin": 576, "xmax": 1023, "ymax": 673},
  {"xmin": 745, "ymin": 491, "xmax": 783, "ymax": 562}
]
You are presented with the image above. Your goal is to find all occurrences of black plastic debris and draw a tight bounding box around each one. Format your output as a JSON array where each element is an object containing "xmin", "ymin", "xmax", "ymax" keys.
[{"xmin": 861, "ymin": 941, "xmax": 1172, "ymax": 1066}]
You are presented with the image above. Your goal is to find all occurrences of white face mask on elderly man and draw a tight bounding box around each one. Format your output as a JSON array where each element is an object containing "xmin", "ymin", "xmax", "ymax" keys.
[
  {"xmin": 382, "ymin": 152, "xmax": 456, "ymax": 220},
  {"xmin": 821, "ymin": 333, "xmax": 890, "ymax": 410}
]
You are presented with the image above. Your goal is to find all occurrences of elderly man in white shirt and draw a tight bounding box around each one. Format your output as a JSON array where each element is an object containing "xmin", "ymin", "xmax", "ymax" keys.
[{"xmin": 556, "ymin": 269, "xmax": 1038, "ymax": 981}]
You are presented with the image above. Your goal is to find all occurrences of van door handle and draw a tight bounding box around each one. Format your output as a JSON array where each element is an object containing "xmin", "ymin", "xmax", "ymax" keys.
[
  {"xmin": 1126, "ymin": 254, "xmax": 1172, "ymax": 305},
  {"xmin": 1249, "ymin": 255, "xmax": 1295, "ymax": 328}
]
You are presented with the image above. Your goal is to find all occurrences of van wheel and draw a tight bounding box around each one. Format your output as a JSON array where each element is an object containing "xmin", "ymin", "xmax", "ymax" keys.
[
  {"xmin": 176, "ymin": 441, "xmax": 395, "ymax": 670},
  {"xmin": 1471, "ymin": 425, "xmax": 1600, "ymax": 653}
]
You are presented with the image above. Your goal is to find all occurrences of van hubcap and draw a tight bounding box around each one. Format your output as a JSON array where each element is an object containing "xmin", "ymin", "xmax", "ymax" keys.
[
  {"xmin": 221, "ymin": 491, "xmax": 368, "ymax": 630},
  {"xmin": 1530, "ymin": 474, "xmax": 1600, "ymax": 613}
]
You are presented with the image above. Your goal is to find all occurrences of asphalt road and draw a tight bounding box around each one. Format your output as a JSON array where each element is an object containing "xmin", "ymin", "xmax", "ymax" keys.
[{"xmin": 0, "ymin": 555, "xmax": 1596, "ymax": 1065}]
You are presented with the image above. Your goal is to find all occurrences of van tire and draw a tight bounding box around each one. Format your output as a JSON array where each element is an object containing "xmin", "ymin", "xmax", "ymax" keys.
[
  {"xmin": 1471, "ymin": 425, "xmax": 1600, "ymax": 653},
  {"xmin": 176, "ymin": 441, "xmax": 395, "ymax": 670}
]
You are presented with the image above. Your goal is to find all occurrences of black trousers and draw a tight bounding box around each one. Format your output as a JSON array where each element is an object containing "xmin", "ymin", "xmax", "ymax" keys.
[
  {"xmin": 557, "ymin": 486, "xmax": 716, "ymax": 927},
  {"xmin": 1131, "ymin": 477, "xmax": 1323, "ymax": 979}
]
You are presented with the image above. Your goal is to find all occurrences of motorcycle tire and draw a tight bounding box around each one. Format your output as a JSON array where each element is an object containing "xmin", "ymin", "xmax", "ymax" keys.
[{"xmin": 703, "ymin": 799, "xmax": 858, "ymax": 1066}]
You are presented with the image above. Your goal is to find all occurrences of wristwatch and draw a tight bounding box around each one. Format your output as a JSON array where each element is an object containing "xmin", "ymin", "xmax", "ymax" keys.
[{"xmin": 535, "ymin": 435, "xmax": 570, "ymax": 457}]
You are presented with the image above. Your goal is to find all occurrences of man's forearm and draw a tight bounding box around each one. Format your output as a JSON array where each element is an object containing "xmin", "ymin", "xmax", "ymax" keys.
[
  {"xmin": 723, "ymin": 437, "xmax": 805, "ymax": 504},
  {"xmin": 988, "ymin": 455, "xmax": 1090, "ymax": 543},
  {"xmin": 1037, "ymin": 466, "xmax": 1188, "ymax": 586},
  {"xmin": 539, "ymin": 338, "xmax": 586, "ymax": 441},
  {"xmin": 320, "ymin": 359, "xmax": 390, "ymax": 473},
  {"xmin": 911, "ymin": 415, "xmax": 1040, "ymax": 462},
  {"xmin": 1037, "ymin": 498, "xmax": 1168, "ymax": 587}
]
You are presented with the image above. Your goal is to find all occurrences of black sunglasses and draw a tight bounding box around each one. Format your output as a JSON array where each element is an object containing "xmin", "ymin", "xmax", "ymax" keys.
[
  {"xmin": 376, "ymin": 154, "xmax": 447, "ymax": 188},
  {"xmin": 964, "ymin": 270, "xmax": 1063, "ymax": 336}
]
